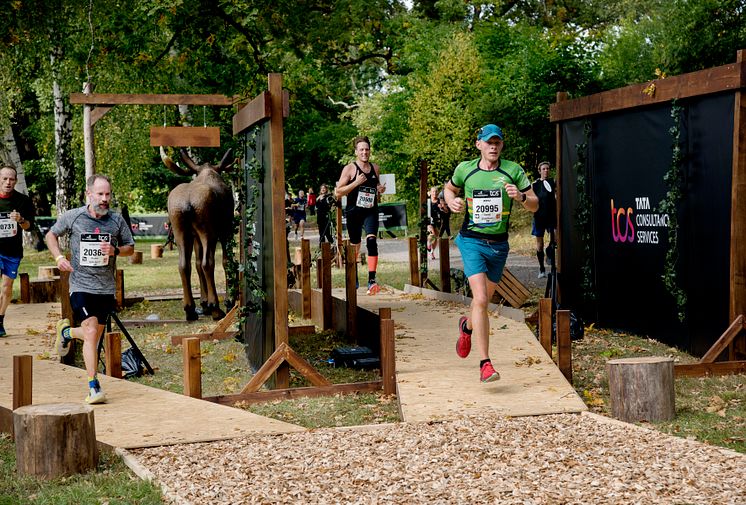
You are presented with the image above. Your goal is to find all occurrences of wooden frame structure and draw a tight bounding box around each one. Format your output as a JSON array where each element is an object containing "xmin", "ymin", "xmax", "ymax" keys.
[{"xmin": 550, "ymin": 50, "xmax": 746, "ymax": 375}]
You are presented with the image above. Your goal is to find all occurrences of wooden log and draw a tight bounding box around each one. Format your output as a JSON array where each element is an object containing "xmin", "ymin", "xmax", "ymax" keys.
[
  {"xmin": 13, "ymin": 403, "xmax": 98, "ymax": 479},
  {"xmin": 19, "ymin": 272, "xmax": 30, "ymax": 304},
  {"xmin": 13, "ymin": 355, "xmax": 32, "ymax": 410},
  {"xmin": 607, "ymin": 357, "xmax": 675, "ymax": 423},
  {"xmin": 37, "ymin": 266, "xmax": 60, "ymax": 279},
  {"xmin": 104, "ymin": 332, "xmax": 122, "ymax": 379},
  {"xmin": 183, "ymin": 337, "xmax": 202, "ymax": 398},
  {"xmin": 29, "ymin": 279, "xmax": 57, "ymax": 303},
  {"xmin": 151, "ymin": 244, "xmax": 164, "ymax": 259},
  {"xmin": 129, "ymin": 251, "xmax": 143, "ymax": 264}
]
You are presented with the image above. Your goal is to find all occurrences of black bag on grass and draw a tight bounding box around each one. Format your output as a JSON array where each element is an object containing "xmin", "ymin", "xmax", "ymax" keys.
[{"xmin": 121, "ymin": 348, "xmax": 144, "ymax": 378}]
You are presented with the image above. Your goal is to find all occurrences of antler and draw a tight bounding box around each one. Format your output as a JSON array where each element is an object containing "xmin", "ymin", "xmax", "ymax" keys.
[
  {"xmin": 179, "ymin": 148, "xmax": 201, "ymax": 173},
  {"xmin": 160, "ymin": 146, "xmax": 192, "ymax": 177},
  {"xmin": 217, "ymin": 149, "xmax": 234, "ymax": 172}
]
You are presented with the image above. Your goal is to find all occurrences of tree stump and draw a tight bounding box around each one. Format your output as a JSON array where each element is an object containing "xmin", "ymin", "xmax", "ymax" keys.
[
  {"xmin": 151, "ymin": 244, "xmax": 163, "ymax": 259},
  {"xmin": 607, "ymin": 356, "xmax": 675, "ymax": 422},
  {"xmin": 129, "ymin": 251, "xmax": 143, "ymax": 264},
  {"xmin": 37, "ymin": 266, "xmax": 60, "ymax": 279},
  {"xmin": 29, "ymin": 279, "xmax": 58, "ymax": 303},
  {"xmin": 13, "ymin": 403, "xmax": 98, "ymax": 479}
]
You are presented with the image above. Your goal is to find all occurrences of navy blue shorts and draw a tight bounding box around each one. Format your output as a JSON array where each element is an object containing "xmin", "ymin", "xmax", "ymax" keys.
[
  {"xmin": 531, "ymin": 220, "xmax": 555, "ymax": 237},
  {"xmin": 0, "ymin": 254, "xmax": 21, "ymax": 279},
  {"xmin": 70, "ymin": 292, "xmax": 115, "ymax": 325}
]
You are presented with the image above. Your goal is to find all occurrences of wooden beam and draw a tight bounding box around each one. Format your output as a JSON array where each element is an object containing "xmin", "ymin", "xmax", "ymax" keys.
[
  {"xmin": 408, "ymin": 237, "xmax": 419, "ymax": 287},
  {"xmin": 240, "ymin": 342, "xmax": 288, "ymax": 394},
  {"xmin": 550, "ymin": 59, "xmax": 746, "ymax": 122},
  {"xmin": 288, "ymin": 325, "xmax": 315, "ymax": 337},
  {"xmin": 213, "ymin": 304, "xmax": 238, "ymax": 334},
  {"xmin": 104, "ymin": 332, "xmax": 122, "ymax": 379},
  {"xmin": 556, "ymin": 310, "xmax": 572, "ymax": 383},
  {"xmin": 674, "ymin": 361, "xmax": 746, "ymax": 377},
  {"xmin": 69, "ymin": 93, "xmax": 235, "ymax": 106},
  {"xmin": 380, "ymin": 319, "xmax": 396, "ymax": 395},
  {"xmin": 232, "ymin": 91, "xmax": 271, "ymax": 135},
  {"xmin": 301, "ymin": 239, "xmax": 311, "ymax": 318},
  {"xmin": 90, "ymin": 106, "xmax": 112, "ymax": 126},
  {"xmin": 345, "ymin": 244, "xmax": 358, "ymax": 342},
  {"xmin": 149, "ymin": 126, "xmax": 220, "ymax": 147},
  {"xmin": 731, "ymin": 50, "xmax": 746, "ymax": 332},
  {"xmin": 699, "ymin": 315, "xmax": 744, "ymax": 363},
  {"xmin": 555, "ymin": 91, "xmax": 568, "ymax": 278},
  {"xmin": 170, "ymin": 331, "xmax": 238, "ymax": 346},
  {"xmin": 539, "ymin": 298, "xmax": 553, "ymax": 358},
  {"xmin": 284, "ymin": 346, "xmax": 331, "ymax": 387},
  {"xmin": 13, "ymin": 355, "xmax": 32, "ymax": 410},
  {"xmin": 204, "ymin": 381, "xmax": 382, "ymax": 405},
  {"xmin": 321, "ymin": 242, "xmax": 333, "ymax": 330}
]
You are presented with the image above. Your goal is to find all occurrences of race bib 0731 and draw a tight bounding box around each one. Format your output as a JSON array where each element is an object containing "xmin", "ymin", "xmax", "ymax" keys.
[
  {"xmin": 472, "ymin": 189, "xmax": 503, "ymax": 224},
  {"xmin": 0, "ymin": 212, "xmax": 18, "ymax": 238},
  {"xmin": 80, "ymin": 233, "xmax": 111, "ymax": 267}
]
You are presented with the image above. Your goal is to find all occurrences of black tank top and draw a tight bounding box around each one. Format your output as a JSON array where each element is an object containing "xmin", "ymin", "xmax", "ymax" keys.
[{"xmin": 345, "ymin": 162, "xmax": 379, "ymax": 212}]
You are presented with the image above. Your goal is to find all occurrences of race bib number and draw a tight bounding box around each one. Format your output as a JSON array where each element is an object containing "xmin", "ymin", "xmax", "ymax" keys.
[
  {"xmin": 472, "ymin": 189, "xmax": 503, "ymax": 224},
  {"xmin": 80, "ymin": 233, "xmax": 111, "ymax": 267},
  {"xmin": 0, "ymin": 213, "xmax": 17, "ymax": 238},
  {"xmin": 356, "ymin": 187, "xmax": 376, "ymax": 209}
]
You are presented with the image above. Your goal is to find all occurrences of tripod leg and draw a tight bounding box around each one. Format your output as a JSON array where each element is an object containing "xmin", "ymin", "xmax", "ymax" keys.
[{"xmin": 109, "ymin": 312, "xmax": 155, "ymax": 375}]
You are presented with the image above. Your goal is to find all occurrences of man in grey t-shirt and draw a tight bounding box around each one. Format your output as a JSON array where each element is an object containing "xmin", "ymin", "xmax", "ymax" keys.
[{"xmin": 45, "ymin": 174, "xmax": 135, "ymax": 404}]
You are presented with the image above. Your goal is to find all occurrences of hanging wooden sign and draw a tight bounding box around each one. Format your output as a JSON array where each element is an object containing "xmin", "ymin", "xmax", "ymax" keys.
[{"xmin": 149, "ymin": 126, "xmax": 220, "ymax": 147}]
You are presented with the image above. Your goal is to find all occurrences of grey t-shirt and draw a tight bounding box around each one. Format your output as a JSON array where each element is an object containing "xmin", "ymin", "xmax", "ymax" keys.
[{"xmin": 50, "ymin": 206, "xmax": 135, "ymax": 294}]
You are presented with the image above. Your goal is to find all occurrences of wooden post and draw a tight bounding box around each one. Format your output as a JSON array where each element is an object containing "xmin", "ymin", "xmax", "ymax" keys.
[
  {"xmin": 59, "ymin": 271, "xmax": 73, "ymax": 323},
  {"xmin": 380, "ymin": 318, "xmax": 396, "ymax": 396},
  {"xmin": 14, "ymin": 403, "xmax": 98, "ymax": 479},
  {"xmin": 439, "ymin": 239, "xmax": 450, "ymax": 293},
  {"xmin": 151, "ymin": 244, "xmax": 164, "ymax": 258},
  {"xmin": 115, "ymin": 269, "xmax": 124, "ymax": 310},
  {"xmin": 556, "ymin": 309, "xmax": 572, "ymax": 382},
  {"xmin": 730, "ymin": 50, "xmax": 746, "ymax": 358},
  {"xmin": 301, "ymin": 239, "xmax": 311, "ymax": 318},
  {"xmin": 345, "ymin": 244, "xmax": 357, "ymax": 342},
  {"xmin": 104, "ymin": 332, "xmax": 122, "ymax": 379},
  {"xmin": 183, "ymin": 337, "xmax": 202, "ymax": 398},
  {"xmin": 13, "ymin": 355, "xmax": 32, "ymax": 410},
  {"xmin": 335, "ymin": 200, "xmax": 343, "ymax": 268},
  {"xmin": 538, "ymin": 298, "xmax": 553, "ymax": 357},
  {"xmin": 379, "ymin": 307, "xmax": 391, "ymax": 321},
  {"xmin": 408, "ymin": 237, "xmax": 419, "ymax": 287},
  {"xmin": 607, "ymin": 357, "xmax": 675, "ymax": 422},
  {"xmin": 316, "ymin": 258, "xmax": 323, "ymax": 289},
  {"xmin": 555, "ymin": 91, "xmax": 569, "ymax": 288},
  {"xmin": 321, "ymin": 242, "xmax": 332, "ymax": 330},
  {"xmin": 19, "ymin": 273, "xmax": 30, "ymax": 304},
  {"xmin": 129, "ymin": 251, "xmax": 143, "ymax": 264},
  {"xmin": 83, "ymin": 81, "xmax": 96, "ymax": 179}
]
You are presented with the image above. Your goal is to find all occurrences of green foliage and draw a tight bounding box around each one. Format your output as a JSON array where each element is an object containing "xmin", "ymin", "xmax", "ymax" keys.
[{"xmin": 658, "ymin": 102, "xmax": 687, "ymax": 322}]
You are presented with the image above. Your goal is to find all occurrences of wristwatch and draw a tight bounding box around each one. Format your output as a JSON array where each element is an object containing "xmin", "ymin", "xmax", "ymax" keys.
[
  {"xmin": 114, "ymin": 246, "xmax": 120, "ymax": 256},
  {"xmin": 520, "ymin": 192, "xmax": 527, "ymax": 202}
]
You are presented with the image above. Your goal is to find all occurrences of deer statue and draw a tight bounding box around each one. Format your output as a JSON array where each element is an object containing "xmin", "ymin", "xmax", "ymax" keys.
[{"xmin": 160, "ymin": 147, "xmax": 235, "ymax": 321}]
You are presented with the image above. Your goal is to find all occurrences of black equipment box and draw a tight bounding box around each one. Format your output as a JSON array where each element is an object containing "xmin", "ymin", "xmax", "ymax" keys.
[{"xmin": 330, "ymin": 346, "xmax": 380, "ymax": 369}]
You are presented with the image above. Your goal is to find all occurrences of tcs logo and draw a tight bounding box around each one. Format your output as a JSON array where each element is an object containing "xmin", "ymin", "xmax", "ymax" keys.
[{"xmin": 610, "ymin": 199, "xmax": 635, "ymax": 242}]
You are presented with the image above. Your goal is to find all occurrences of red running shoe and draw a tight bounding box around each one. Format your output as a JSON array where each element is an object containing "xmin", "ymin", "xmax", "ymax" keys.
[
  {"xmin": 456, "ymin": 316, "xmax": 471, "ymax": 358},
  {"xmin": 480, "ymin": 361, "xmax": 500, "ymax": 383}
]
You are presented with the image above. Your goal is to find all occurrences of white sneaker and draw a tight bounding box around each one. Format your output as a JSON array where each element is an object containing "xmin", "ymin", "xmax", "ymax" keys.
[
  {"xmin": 85, "ymin": 386, "xmax": 107, "ymax": 404},
  {"xmin": 538, "ymin": 271, "xmax": 547, "ymax": 279}
]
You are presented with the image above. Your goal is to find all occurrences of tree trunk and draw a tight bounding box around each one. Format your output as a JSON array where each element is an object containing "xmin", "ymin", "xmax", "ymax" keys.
[
  {"xmin": 1, "ymin": 124, "xmax": 28, "ymax": 193},
  {"xmin": 14, "ymin": 403, "xmax": 98, "ymax": 479},
  {"xmin": 51, "ymin": 43, "xmax": 75, "ymax": 251},
  {"xmin": 607, "ymin": 357, "xmax": 676, "ymax": 423}
]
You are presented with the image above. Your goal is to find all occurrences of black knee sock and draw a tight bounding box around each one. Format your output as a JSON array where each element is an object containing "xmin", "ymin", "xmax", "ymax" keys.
[
  {"xmin": 0, "ymin": 314, "xmax": 5, "ymax": 323},
  {"xmin": 480, "ymin": 358, "xmax": 491, "ymax": 368},
  {"xmin": 537, "ymin": 250, "xmax": 545, "ymax": 271},
  {"xmin": 368, "ymin": 271, "xmax": 376, "ymax": 283}
]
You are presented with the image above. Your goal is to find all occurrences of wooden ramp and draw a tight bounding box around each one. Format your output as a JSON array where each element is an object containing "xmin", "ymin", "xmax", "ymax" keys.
[
  {"xmin": 0, "ymin": 303, "xmax": 303, "ymax": 449},
  {"xmin": 353, "ymin": 289, "xmax": 587, "ymax": 423}
]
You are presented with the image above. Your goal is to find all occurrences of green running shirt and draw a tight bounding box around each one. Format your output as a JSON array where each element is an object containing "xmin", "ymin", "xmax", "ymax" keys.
[{"xmin": 450, "ymin": 157, "xmax": 531, "ymax": 240}]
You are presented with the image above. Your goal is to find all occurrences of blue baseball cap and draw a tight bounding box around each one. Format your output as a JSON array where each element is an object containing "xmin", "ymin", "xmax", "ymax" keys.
[{"xmin": 477, "ymin": 124, "xmax": 503, "ymax": 141}]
